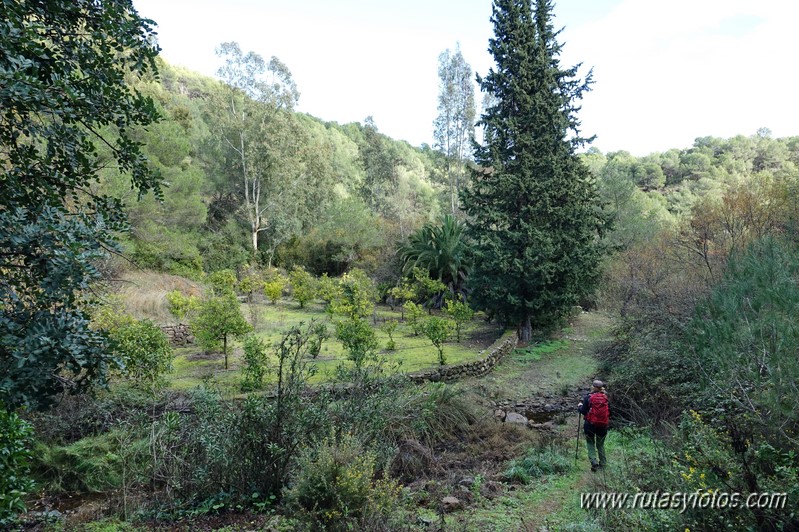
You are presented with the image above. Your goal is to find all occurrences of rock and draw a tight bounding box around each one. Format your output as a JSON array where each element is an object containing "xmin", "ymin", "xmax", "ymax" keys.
[
  {"xmin": 505, "ymin": 412, "xmax": 528, "ymax": 425},
  {"xmin": 441, "ymin": 496, "xmax": 461, "ymax": 512},
  {"xmin": 458, "ymin": 476, "xmax": 475, "ymax": 487},
  {"xmin": 494, "ymin": 409, "xmax": 507, "ymax": 421}
]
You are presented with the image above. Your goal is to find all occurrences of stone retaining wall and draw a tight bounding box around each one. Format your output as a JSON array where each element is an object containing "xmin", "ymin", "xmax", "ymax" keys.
[
  {"xmin": 407, "ymin": 331, "xmax": 518, "ymax": 383},
  {"xmin": 160, "ymin": 323, "xmax": 194, "ymax": 347}
]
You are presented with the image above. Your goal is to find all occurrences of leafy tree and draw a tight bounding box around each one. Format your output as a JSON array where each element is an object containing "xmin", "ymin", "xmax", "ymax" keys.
[
  {"xmin": 0, "ymin": 0, "xmax": 161, "ymax": 409},
  {"xmin": 166, "ymin": 290, "xmax": 201, "ymax": 322},
  {"xmin": 289, "ymin": 266, "xmax": 317, "ymax": 309},
  {"xmin": 422, "ymin": 317, "xmax": 454, "ymax": 365},
  {"xmin": 461, "ymin": 0, "xmax": 605, "ymax": 340},
  {"xmin": 264, "ymin": 276, "xmax": 288, "ymax": 305},
  {"xmin": 403, "ymin": 302, "xmax": 426, "ymax": 336},
  {"xmin": 210, "ymin": 43, "xmax": 335, "ymax": 266},
  {"xmin": 444, "ymin": 298, "xmax": 474, "ymax": 342},
  {"xmin": 434, "ymin": 44, "xmax": 476, "ymax": 214},
  {"xmin": 330, "ymin": 269, "xmax": 376, "ymax": 319},
  {"xmin": 306, "ymin": 322, "xmax": 330, "ymax": 359},
  {"xmin": 191, "ymin": 295, "xmax": 252, "ymax": 369},
  {"xmin": 407, "ymin": 267, "xmax": 448, "ymax": 311},
  {"xmin": 387, "ymin": 281, "xmax": 417, "ymax": 319},
  {"xmin": 335, "ymin": 318, "xmax": 379, "ymax": 367},
  {"xmin": 380, "ymin": 320, "xmax": 399, "ymax": 351},
  {"xmin": 207, "ymin": 269, "xmax": 237, "ymax": 296}
]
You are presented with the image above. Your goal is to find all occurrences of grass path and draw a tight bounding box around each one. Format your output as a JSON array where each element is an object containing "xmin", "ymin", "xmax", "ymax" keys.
[{"xmin": 447, "ymin": 311, "xmax": 616, "ymax": 531}]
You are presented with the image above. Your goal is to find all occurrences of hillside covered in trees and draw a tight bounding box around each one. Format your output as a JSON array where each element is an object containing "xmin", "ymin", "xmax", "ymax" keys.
[{"xmin": 2, "ymin": 0, "xmax": 798, "ymax": 530}]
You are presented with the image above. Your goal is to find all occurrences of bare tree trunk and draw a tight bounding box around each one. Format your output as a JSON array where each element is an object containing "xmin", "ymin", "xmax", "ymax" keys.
[{"xmin": 518, "ymin": 316, "xmax": 532, "ymax": 343}]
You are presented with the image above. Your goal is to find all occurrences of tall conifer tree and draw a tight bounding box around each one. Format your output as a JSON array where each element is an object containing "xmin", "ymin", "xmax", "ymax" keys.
[{"xmin": 461, "ymin": 0, "xmax": 604, "ymax": 340}]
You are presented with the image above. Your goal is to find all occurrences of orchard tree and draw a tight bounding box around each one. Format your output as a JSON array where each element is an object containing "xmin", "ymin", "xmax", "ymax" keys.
[
  {"xmin": 0, "ymin": 0, "xmax": 161, "ymax": 409},
  {"xmin": 192, "ymin": 295, "xmax": 252, "ymax": 369},
  {"xmin": 444, "ymin": 297, "xmax": 474, "ymax": 342},
  {"xmin": 422, "ymin": 317, "xmax": 454, "ymax": 365},
  {"xmin": 462, "ymin": 0, "xmax": 605, "ymax": 341},
  {"xmin": 434, "ymin": 44, "xmax": 476, "ymax": 214},
  {"xmin": 289, "ymin": 266, "xmax": 317, "ymax": 309}
]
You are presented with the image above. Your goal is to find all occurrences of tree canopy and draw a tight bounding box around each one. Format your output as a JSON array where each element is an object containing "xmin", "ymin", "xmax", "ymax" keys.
[
  {"xmin": 462, "ymin": 0, "xmax": 605, "ymax": 340},
  {"xmin": 0, "ymin": 0, "xmax": 161, "ymax": 409}
]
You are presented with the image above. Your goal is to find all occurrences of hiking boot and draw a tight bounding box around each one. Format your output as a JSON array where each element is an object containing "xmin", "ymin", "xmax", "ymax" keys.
[{"xmin": 590, "ymin": 462, "xmax": 599, "ymax": 472}]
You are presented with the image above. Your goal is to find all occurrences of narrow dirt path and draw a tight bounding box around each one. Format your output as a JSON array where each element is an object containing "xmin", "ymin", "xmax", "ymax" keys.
[{"xmin": 448, "ymin": 311, "xmax": 616, "ymax": 531}]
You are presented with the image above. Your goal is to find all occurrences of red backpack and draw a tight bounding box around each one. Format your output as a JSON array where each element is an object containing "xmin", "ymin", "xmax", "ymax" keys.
[{"xmin": 585, "ymin": 392, "xmax": 609, "ymax": 428}]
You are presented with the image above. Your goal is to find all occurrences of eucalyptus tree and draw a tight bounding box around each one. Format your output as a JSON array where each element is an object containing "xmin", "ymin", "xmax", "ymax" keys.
[
  {"xmin": 210, "ymin": 42, "xmax": 312, "ymax": 263},
  {"xmin": 434, "ymin": 44, "xmax": 476, "ymax": 214}
]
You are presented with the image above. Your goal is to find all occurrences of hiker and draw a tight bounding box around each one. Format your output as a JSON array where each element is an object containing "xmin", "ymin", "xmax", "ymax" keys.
[{"xmin": 577, "ymin": 379, "xmax": 610, "ymax": 472}]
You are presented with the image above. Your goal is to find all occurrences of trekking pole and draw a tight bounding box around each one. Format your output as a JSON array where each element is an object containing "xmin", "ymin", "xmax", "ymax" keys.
[{"xmin": 575, "ymin": 412, "xmax": 581, "ymax": 462}]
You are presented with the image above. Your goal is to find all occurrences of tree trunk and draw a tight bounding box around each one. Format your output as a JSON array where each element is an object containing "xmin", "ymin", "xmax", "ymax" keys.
[
  {"xmin": 223, "ymin": 334, "xmax": 228, "ymax": 369},
  {"xmin": 518, "ymin": 316, "xmax": 532, "ymax": 343},
  {"xmin": 251, "ymin": 230, "xmax": 258, "ymax": 252}
]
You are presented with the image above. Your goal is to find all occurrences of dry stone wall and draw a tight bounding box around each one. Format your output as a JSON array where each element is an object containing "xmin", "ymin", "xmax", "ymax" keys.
[
  {"xmin": 160, "ymin": 323, "xmax": 194, "ymax": 347},
  {"xmin": 407, "ymin": 331, "xmax": 517, "ymax": 383}
]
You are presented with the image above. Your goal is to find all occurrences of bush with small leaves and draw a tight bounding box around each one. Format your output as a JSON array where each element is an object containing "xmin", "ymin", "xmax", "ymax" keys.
[
  {"xmin": 289, "ymin": 266, "xmax": 317, "ymax": 308},
  {"xmin": 422, "ymin": 316, "xmax": 454, "ymax": 365},
  {"xmin": 263, "ymin": 275, "xmax": 287, "ymax": 305},
  {"xmin": 0, "ymin": 408, "xmax": 35, "ymax": 525},
  {"xmin": 403, "ymin": 301, "xmax": 425, "ymax": 335},
  {"xmin": 166, "ymin": 290, "xmax": 201, "ymax": 322},
  {"xmin": 284, "ymin": 434, "xmax": 402, "ymax": 529},
  {"xmin": 207, "ymin": 269, "xmax": 237, "ymax": 296},
  {"xmin": 191, "ymin": 295, "xmax": 252, "ymax": 369},
  {"xmin": 241, "ymin": 335, "xmax": 270, "ymax": 391},
  {"xmin": 444, "ymin": 297, "xmax": 474, "ymax": 342},
  {"xmin": 331, "ymin": 269, "xmax": 376, "ymax": 319},
  {"xmin": 307, "ymin": 322, "xmax": 330, "ymax": 359},
  {"xmin": 336, "ymin": 318, "xmax": 379, "ymax": 367},
  {"xmin": 381, "ymin": 320, "xmax": 398, "ymax": 351}
]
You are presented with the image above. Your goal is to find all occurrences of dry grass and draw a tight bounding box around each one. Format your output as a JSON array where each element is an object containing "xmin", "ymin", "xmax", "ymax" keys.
[{"xmin": 110, "ymin": 270, "xmax": 204, "ymax": 324}]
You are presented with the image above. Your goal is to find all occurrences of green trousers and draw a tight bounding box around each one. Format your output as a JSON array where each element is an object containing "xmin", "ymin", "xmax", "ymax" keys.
[{"xmin": 585, "ymin": 431, "xmax": 607, "ymax": 466}]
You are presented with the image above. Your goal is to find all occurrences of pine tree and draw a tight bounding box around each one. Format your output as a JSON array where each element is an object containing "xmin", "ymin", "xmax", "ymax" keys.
[{"xmin": 461, "ymin": 0, "xmax": 605, "ymax": 341}]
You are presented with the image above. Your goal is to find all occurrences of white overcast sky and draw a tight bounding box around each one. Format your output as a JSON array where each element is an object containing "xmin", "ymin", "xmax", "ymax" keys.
[{"xmin": 133, "ymin": 0, "xmax": 799, "ymax": 156}]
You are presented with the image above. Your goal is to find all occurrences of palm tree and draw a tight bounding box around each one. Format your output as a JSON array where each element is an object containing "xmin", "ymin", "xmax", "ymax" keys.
[{"xmin": 400, "ymin": 214, "xmax": 469, "ymax": 294}]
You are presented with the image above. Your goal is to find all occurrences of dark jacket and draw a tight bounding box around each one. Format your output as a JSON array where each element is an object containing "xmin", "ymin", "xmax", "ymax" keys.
[{"xmin": 578, "ymin": 392, "xmax": 609, "ymax": 436}]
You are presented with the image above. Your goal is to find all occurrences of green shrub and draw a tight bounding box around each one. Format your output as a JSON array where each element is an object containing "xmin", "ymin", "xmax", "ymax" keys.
[
  {"xmin": 263, "ymin": 276, "xmax": 287, "ymax": 305},
  {"xmin": 503, "ymin": 445, "xmax": 572, "ymax": 484},
  {"xmin": 207, "ymin": 269, "xmax": 237, "ymax": 296},
  {"xmin": 330, "ymin": 269, "xmax": 376, "ymax": 319},
  {"xmin": 335, "ymin": 318, "xmax": 378, "ymax": 367},
  {"xmin": 150, "ymin": 324, "xmax": 331, "ymax": 509},
  {"xmin": 289, "ymin": 266, "xmax": 317, "ymax": 308},
  {"xmin": 110, "ymin": 319, "xmax": 174, "ymax": 392},
  {"xmin": 403, "ymin": 301, "xmax": 425, "ymax": 335},
  {"xmin": 284, "ymin": 434, "xmax": 402, "ymax": 528},
  {"xmin": 381, "ymin": 320, "xmax": 398, "ymax": 351},
  {"xmin": 307, "ymin": 322, "xmax": 329, "ymax": 359},
  {"xmin": 166, "ymin": 290, "xmax": 201, "ymax": 322},
  {"xmin": 32, "ymin": 429, "xmax": 147, "ymax": 494},
  {"xmin": 0, "ymin": 408, "xmax": 35, "ymax": 525},
  {"xmin": 241, "ymin": 335, "xmax": 270, "ymax": 391},
  {"xmin": 444, "ymin": 297, "xmax": 474, "ymax": 341},
  {"xmin": 421, "ymin": 316, "xmax": 454, "ymax": 365},
  {"xmin": 191, "ymin": 294, "xmax": 252, "ymax": 369}
]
